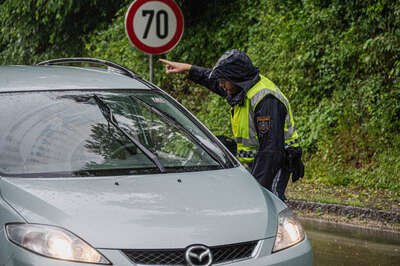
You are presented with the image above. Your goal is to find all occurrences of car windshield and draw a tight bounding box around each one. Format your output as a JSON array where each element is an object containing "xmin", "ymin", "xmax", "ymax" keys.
[{"xmin": 0, "ymin": 90, "xmax": 232, "ymax": 177}]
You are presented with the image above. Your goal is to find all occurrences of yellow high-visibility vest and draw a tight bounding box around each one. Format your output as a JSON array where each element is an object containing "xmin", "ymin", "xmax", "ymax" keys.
[{"xmin": 231, "ymin": 75, "xmax": 299, "ymax": 164}]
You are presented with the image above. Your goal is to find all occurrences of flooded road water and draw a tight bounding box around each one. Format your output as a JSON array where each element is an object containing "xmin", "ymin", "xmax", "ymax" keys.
[{"xmin": 302, "ymin": 219, "xmax": 400, "ymax": 266}]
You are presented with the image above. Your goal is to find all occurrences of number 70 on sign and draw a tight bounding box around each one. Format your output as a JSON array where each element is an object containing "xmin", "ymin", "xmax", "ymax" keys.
[{"xmin": 125, "ymin": 0, "xmax": 184, "ymax": 55}]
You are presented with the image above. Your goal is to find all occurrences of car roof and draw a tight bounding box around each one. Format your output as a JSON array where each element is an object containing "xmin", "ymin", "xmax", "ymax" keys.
[{"xmin": 0, "ymin": 65, "xmax": 150, "ymax": 92}]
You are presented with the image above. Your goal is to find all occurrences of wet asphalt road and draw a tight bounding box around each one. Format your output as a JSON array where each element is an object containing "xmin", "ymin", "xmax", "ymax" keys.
[{"xmin": 303, "ymin": 220, "xmax": 400, "ymax": 266}]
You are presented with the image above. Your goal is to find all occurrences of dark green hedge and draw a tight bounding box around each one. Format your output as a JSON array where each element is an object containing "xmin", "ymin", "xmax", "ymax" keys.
[{"xmin": 0, "ymin": 0, "xmax": 127, "ymax": 64}]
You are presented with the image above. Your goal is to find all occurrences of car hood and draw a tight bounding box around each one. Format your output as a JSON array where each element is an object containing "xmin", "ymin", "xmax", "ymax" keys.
[{"xmin": 0, "ymin": 167, "xmax": 279, "ymax": 249}]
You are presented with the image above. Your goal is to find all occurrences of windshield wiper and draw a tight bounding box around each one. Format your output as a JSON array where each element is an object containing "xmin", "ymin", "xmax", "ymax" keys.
[
  {"xmin": 92, "ymin": 94, "xmax": 165, "ymax": 173},
  {"xmin": 130, "ymin": 96, "xmax": 226, "ymax": 167}
]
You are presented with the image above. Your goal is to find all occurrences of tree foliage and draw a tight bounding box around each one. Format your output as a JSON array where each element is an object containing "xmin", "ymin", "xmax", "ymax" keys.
[{"xmin": 0, "ymin": 0, "xmax": 127, "ymax": 64}]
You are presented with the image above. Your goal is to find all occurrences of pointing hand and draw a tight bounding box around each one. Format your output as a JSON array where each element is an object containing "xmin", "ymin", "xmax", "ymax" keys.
[{"xmin": 159, "ymin": 59, "xmax": 192, "ymax": 74}]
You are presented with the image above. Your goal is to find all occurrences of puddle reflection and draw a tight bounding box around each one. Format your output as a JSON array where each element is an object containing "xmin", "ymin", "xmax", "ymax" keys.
[{"xmin": 303, "ymin": 220, "xmax": 400, "ymax": 266}]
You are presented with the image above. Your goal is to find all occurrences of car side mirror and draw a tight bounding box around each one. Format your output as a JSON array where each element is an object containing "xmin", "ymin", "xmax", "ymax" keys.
[{"xmin": 216, "ymin": 135, "xmax": 237, "ymax": 156}]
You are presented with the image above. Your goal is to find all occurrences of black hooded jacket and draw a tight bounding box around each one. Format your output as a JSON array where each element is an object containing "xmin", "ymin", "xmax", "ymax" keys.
[{"xmin": 188, "ymin": 50, "xmax": 287, "ymax": 189}]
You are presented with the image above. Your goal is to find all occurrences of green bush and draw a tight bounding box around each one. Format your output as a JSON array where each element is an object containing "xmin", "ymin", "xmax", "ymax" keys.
[{"xmin": 0, "ymin": 0, "xmax": 127, "ymax": 64}]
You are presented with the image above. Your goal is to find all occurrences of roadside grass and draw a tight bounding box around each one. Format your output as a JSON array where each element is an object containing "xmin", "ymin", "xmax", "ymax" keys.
[{"xmin": 286, "ymin": 178, "xmax": 400, "ymax": 213}]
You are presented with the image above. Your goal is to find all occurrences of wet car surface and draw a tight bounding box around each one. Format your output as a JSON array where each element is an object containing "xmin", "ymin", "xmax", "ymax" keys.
[{"xmin": 0, "ymin": 59, "xmax": 312, "ymax": 265}]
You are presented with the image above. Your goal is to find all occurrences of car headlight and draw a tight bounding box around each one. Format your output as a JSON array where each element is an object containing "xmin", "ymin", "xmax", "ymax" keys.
[
  {"xmin": 272, "ymin": 208, "xmax": 305, "ymax": 252},
  {"xmin": 5, "ymin": 223, "xmax": 110, "ymax": 264}
]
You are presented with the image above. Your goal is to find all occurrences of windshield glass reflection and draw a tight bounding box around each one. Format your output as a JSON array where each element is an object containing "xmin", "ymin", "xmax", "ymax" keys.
[{"xmin": 0, "ymin": 91, "xmax": 227, "ymax": 177}]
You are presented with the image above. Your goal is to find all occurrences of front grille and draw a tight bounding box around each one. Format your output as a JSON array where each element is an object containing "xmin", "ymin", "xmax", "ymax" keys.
[
  {"xmin": 211, "ymin": 241, "xmax": 257, "ymax": 264},
  {"xmin": 122, "ymin": 240, "xmax": 258, "ymax": 265},
  {"xmin": 123, "ymin": 249, "xmax": 185, "ymax": 265}
]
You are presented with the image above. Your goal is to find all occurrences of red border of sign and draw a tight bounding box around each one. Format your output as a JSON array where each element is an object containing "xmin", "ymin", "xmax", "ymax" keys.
[{"xmin": 125, "ymin": 0, "xmax": 184, "ymax": 55}]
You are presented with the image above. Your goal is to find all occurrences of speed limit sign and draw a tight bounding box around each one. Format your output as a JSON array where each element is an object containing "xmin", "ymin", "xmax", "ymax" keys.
[{"xmin": 125, "ymin": 0, "xmax": 184, "ymax": 55}]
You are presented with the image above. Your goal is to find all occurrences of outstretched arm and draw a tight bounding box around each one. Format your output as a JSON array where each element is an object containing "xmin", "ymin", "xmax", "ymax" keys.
[
  {"xmin": 159, "ymin": 59, "xmax": 226, "ymax": 97},
  {"xmin": 159, "ymin": 59, "xmax": 192, "ymax": 74}
]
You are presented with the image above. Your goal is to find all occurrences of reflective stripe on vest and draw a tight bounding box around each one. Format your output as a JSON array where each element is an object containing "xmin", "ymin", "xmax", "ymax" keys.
[
  {"xmin": 249, "ymin": 84, "xmax": 298, "ymax": 142},
  {"xmin": 231, "ymin": 75, "xmax": 299, "ymax": 164},
  {"xmin": 237, "ymin": 150, "xmax": 257, "ymax": 158}
]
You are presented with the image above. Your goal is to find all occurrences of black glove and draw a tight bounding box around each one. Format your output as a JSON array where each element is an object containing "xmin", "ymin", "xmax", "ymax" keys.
[
  {"xmin": 291, "ymin": 158, "xmax": 304, "ymax": 182},
  {"xmin": 285, "ymin": 146, "xmax": 305, "ymax": 182},
  {"xmin": 216, "ymin": 135, "xmax": 237, "ymax": 156}
]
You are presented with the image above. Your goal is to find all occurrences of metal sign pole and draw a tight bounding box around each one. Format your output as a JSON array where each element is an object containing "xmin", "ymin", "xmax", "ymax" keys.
[{"xmin": 149, "ymin": 54, "xmax": 154, "ymax": 83}]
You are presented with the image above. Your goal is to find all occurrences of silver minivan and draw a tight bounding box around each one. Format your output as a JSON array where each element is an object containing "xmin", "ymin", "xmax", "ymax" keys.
[{"xmin": 0, "ymin": 58, "xmax": 312, "ymax": 266}]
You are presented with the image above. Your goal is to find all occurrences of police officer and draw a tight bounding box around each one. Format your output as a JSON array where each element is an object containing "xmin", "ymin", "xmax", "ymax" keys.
[{"xmin": 160, "ymin": 49, "xmax": 304, "ymax": 201}]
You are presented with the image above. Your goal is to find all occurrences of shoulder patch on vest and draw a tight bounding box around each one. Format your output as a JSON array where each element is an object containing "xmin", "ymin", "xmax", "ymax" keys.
[{"xmin": 256, "ymin": 116, "xmax": 271, "ymax": 134}]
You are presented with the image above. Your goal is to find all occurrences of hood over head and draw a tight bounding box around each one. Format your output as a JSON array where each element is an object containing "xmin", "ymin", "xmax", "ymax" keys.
[{"xmin": 209, "ymin": 50, "xmax": 260, "ymax": 105}]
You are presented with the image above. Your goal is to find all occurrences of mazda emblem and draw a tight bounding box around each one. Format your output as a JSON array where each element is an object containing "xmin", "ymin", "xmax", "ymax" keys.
[{"xmin": 185, "ymin": 245, "xmax": 213, "ymax": 266}]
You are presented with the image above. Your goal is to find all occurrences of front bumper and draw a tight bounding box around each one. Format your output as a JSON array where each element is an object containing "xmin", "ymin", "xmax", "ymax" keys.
[{"xmin": 1, "ymin": 235, "xmax": 312, "ymax": 266}]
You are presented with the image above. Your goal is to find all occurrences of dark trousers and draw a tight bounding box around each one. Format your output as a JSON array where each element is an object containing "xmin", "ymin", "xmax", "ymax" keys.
[
  {"xmin": 271, "ymin": 168, "xmax": 290, "ymax": 201},
  {"xmin": 248, "ymin": 162, "xmax": 290, "ymax": 202}
]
